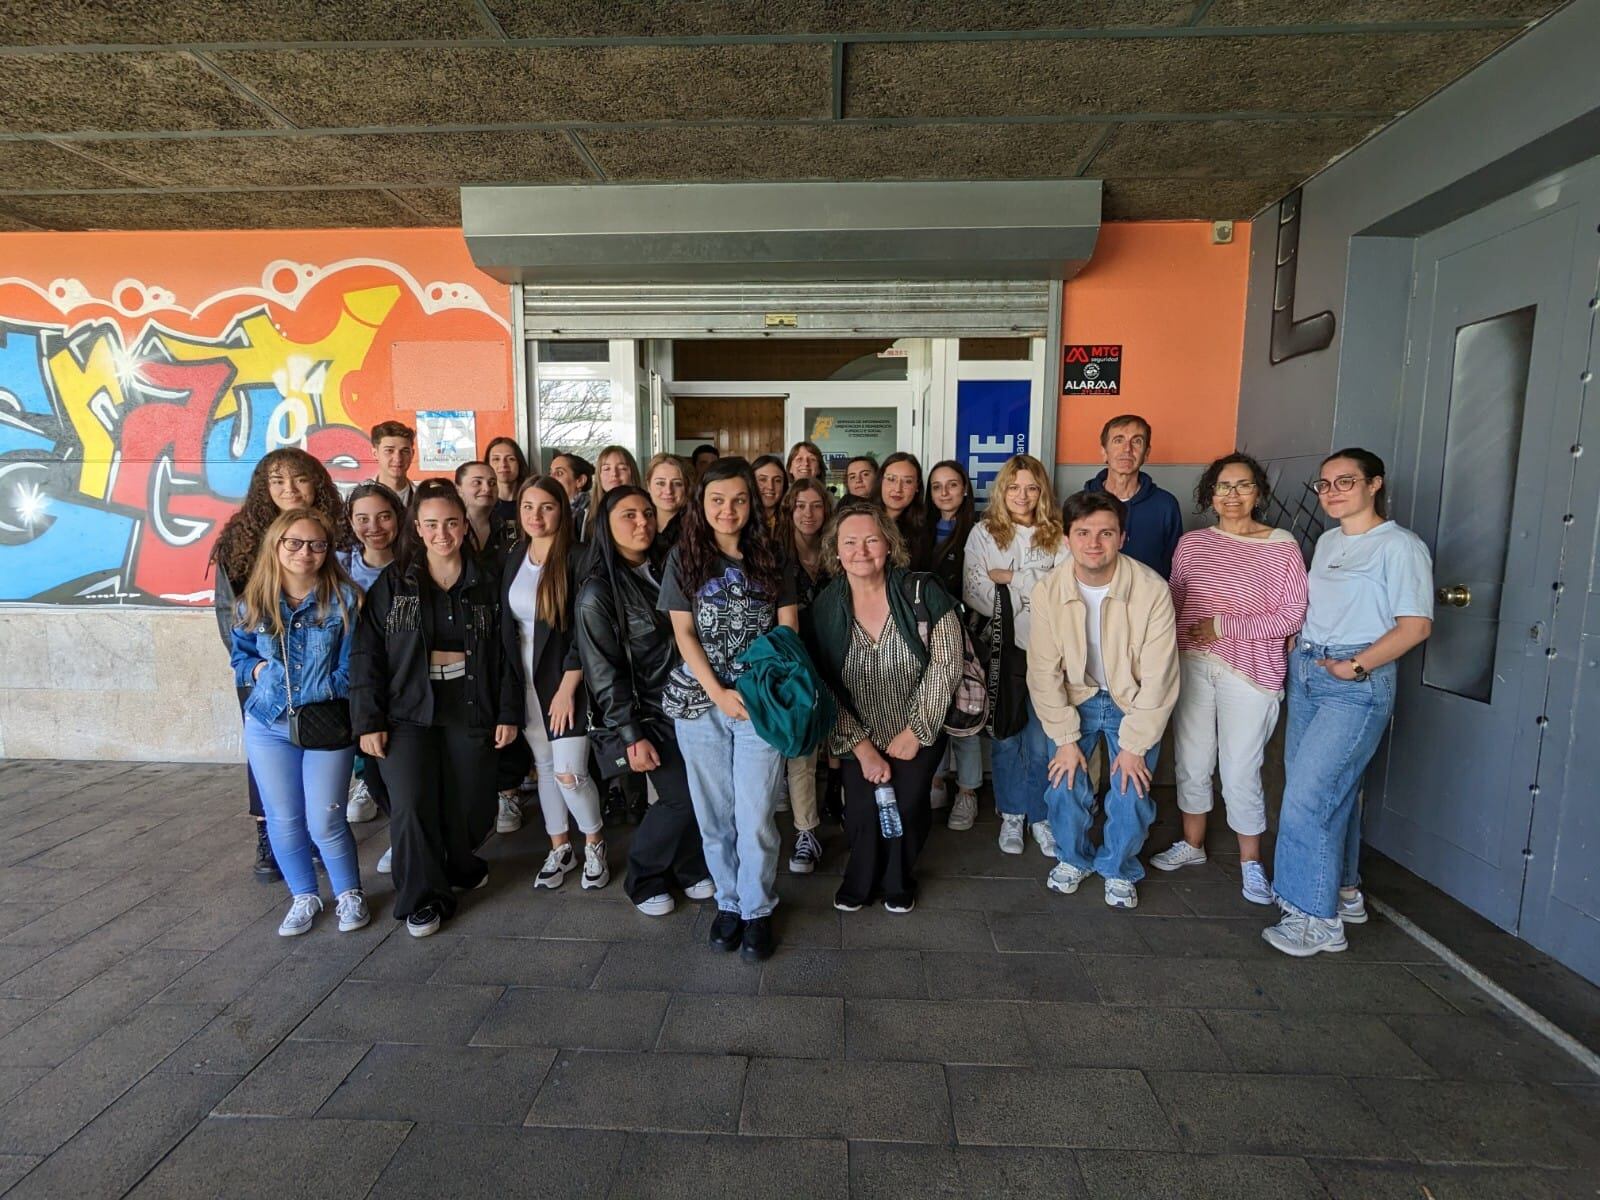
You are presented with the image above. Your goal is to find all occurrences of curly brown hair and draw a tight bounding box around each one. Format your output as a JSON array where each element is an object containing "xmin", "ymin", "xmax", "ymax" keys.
[{"xmin": 210, "ymin": 448, "xmax": 342, "ymax": 589}]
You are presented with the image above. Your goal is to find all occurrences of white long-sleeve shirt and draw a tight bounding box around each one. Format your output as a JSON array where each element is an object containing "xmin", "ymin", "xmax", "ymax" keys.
[{"xmin": 963, "ymin": 522, "xmax": 1071, "ymax": 650}]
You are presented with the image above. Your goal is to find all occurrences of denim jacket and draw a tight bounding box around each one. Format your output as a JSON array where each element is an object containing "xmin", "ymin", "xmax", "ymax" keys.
[{"xmin": 230, "ymin": 585, "xmax": 359, "ymax": 726}]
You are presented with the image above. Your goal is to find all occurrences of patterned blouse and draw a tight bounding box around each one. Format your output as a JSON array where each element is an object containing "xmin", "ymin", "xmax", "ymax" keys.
[{"xmin": 829, "ymin": 608, "xmax": 964, "ymax": 757}]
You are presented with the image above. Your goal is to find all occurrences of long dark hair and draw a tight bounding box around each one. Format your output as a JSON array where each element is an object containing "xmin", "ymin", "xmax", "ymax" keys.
[
  {"xmin": 341, "ymin": 481, "xmax": 404, "ymax": 553},
  {"xmin": 675, "ymin": 456, "xmax": 783, "ymax": 598},
  {"xmin": 516, "ymin": 475, "xmax": 576, "ymax": 630},
  {"xmin": 484, "ymin": 436, "xmax": 529, "ymax": 492},
  {"xmin": 1321, "ymin": 447, "xmax": 1388, "ymax": 518},
  {"xmin": 587, "ymin": 484, "xmax": 656, "ymax": 583},
  {"xmin": 395, "ymin": 478, "xmax": 473, "ymax": 578},
  {"xmin": 878, "ymin": 451, "xmax": 928, "ymax": 565},
  {"xmin": 211, "ymin": 447, "xmax": 342, "ymax": 587},
  {"xmin": 926, "ymin": 459, "xmax": 976, "ymax": 559},
  {"xmin": 1196, "ymin": 452, "xmax": 1271, "ymax": 521},
  {"xmin": 778, "ymin": 476, "xmax": 834, "ymax": 570}
]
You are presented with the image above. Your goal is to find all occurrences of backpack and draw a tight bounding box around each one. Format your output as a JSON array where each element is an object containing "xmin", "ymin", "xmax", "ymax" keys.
[{"xmin": 907, "ymin": 573, "xmax": 989, "ymax": 738}]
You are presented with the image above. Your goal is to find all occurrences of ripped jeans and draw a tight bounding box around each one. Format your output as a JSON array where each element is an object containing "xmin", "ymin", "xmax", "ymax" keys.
[{"xmin": 526, "ymin": 687, "xmax": 603, "ymax": 838}]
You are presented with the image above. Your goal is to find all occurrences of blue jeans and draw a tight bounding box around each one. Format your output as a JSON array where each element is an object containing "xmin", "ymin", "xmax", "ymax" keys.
[
  {"xmin": 992, "ymin": 699, "xmax": 1051, "ymax": 822},
  {"xmin": 1274, "ymin": 643, "xmax": 1397, "ymax": 919},
  {"xmin": 948, "ymin": 732, "xmax": 984, "ymax": 792},
  {"xmin": 244, "ymin": 713, "xmax": 360, "ymax": 898},
  {"xmin": 675, "ymin": 708, "xmax": 784, "ymax": 919},
  {"xmin": 1044, "ymin": 692, "xmax": 1161, "ymax": 883}
]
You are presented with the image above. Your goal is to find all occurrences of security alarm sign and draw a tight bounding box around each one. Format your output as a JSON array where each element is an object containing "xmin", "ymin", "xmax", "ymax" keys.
[{"xmin": 1062, "ymin": 344, "xmax": 1122, "ymax": 395}]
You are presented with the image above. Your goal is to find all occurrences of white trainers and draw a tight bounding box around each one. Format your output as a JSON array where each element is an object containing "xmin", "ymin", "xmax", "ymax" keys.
[
  {"xmin": 335, "ymin": 889, "xmax": 370, "ymax": 932},
  {"xmin": 1241, "ymin": 861, "xmax": 1275, "ymax": 906},
  {"xmin": 1104, "ymin": 878, "xmax": 1139, "ymax": 910},
  {"xmin": 376, "ymin": 846, "xmax": 392, "ymax": 874},
  {"xmin": 1046, "ymin": 861, "xmax": 1088, "ymax": 895},
  {"xmin": 947, "ymin": 789, "xmax": 977, "ymax": 832},
  {"xmin": 930, "ymin": 775, "xmax": 949, "ymax": 811},
  {"xmin": 1337, "ymin": 888, "xmax": 1369, "ymax": 924},
  {"xmin": 581, "ymin": 842, "xmax": 610, "ymax": 889},
  {"xmin": 788, "ymin": 829, "xmax": 822, "ymax": 875},
  {"xmin": 1263, "ymin": 908, "xmax": 1348, "ymax": 957},
  {"xmin": 1151, "ymin": 840, "xmax": 1208, "ymax": 871},
  {"xmin": 535, "ymin": 844, "xmax": 577, "ymax": 889},
  {"xmin": 1030, "ymin": 821, "xmax": 1057, "ymax": 859},
  {"xmin": 684, "ymin": 878, "xmax": 715, "ymax": 901},
  {"xmin": 346, "ymin": 777, "xmax": 378, "ymax": 824},
  {"xmin": 495, "ymin": 791, "xmax": 523, "ymax": 834},
  {"xmin": 636, "ymin": 893, "xmax": 675, "ymax": 917},
  {"xmin": 998, "ymin": 814, "xmax": 1025, "ymax": 855},
  {"xmin": 278, "ymin": 893, "xmax": 322, "ymax": 937}
]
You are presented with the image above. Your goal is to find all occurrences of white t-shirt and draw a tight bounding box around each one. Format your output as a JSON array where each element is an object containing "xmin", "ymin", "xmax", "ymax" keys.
[
  {"xmin": 508, "ymin": 555, "xmax": 542, "ymax": 682},
  {"xmin": 1077, "ymin": 578, "xmax": 1111, "ymax": 688}
]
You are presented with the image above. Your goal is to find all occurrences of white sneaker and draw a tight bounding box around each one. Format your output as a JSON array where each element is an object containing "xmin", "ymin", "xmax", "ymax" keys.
[
  {"xmin": 1263, "ymin": 909, "xmax": 1348, "ymax": 957},
  {"xmin": 788, "ymin": 829, "xmax": 822, "ymax": 875},
  {"xmin": 1151, "ymin": 840, "xmax": 1208, "ymax": 871},
  {"xmin": 581, "ymin": 842, "xmax": 610, "ymax": 889},
  {"xmin": 1337, "ymin": 888, "xmax": 1369, "ymax": 924},
  {"xmin": 376, "ymin": 846, "xmax": 392, "ymax": 874},
  {"xmin": 1104, "ymin": 878, "xmax": 1139, "ymax": 910},
  {"xmin": 1030, "ymin": 821, "xmax": 1057, "ymax": 859},
  {"xmin": 684, "ymin": 878, "xmax": 715, "ymax": 901},
  {"xmin": 346, "ymin": 778, "xmax": 378, "ymax": 824},
  {"xmin": 1046, "ymin": 862, "xmax": 1087, "ymax": 895},
  {"xmin": 495, "ymin": 791, "xmax": 523, "ymax": 834},
  {"xmin": 930, "ymin": 776, "xmax": 949, "ymax": 810},
  {"xmin": 335, "ymin": 889, "xmax": 369, "ymax": 932},
  {"xmin": 884, "ymin": 897, "xmax": 916, "ymax": 914},
  {"xmin": 535, "ymin": 844, "xmax": 577, "ymax": 889},
  {"xmin": 998, "ymin": 814, "xmax": 1025, "ymax": 855},
  {"xmin": 1241, "ymin": 861, "xmax": 1275, "ymax": 906},
  {"xmin": 636, "ymin": 893, "xmax": 675, "ymax": 917},
  {"xmin": 947, "ymin": 790, "xmax": 977, "ymax": 832},
  {"xmin": 278, "ymin": 893, "xmax": 322, "ymax": 937}
]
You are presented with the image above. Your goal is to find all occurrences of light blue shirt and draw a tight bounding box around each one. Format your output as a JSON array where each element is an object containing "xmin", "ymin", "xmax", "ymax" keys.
[
  {"xmin": 1302, "ymin": 520, "xmax": 1434, "ymax": 646},
  {"xmin": 338, "ymin": 548, "xmax": 386, "ymax": 594}
]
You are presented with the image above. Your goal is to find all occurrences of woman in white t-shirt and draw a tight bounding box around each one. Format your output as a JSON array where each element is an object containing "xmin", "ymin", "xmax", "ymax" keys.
[
  {"xmin": 963, "ymin": 454, "xmax": 1071, "ymax": 858},
  {"xmin": 1264, "ymin": 448, "xmax": 1433, "ymax": 958}
]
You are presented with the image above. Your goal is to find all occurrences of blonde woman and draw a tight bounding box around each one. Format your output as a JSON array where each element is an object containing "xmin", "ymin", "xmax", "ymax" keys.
[
  {"xmin": 595, "ymin": 445, "xmax": 641, "ymax": 497},
  {"xmin": 645, "ymin": 452, "xmax": 690, "ymax": 548},
  {"xmin": 963, "ymin": 454, "xmax": 1070, "ymax": 857}
]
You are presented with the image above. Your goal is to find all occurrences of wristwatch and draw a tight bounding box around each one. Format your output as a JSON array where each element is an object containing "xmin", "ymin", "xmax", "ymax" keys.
[{"xmin": 1349, "ymin": 659, "xmax": 1369, "ymax": 681}]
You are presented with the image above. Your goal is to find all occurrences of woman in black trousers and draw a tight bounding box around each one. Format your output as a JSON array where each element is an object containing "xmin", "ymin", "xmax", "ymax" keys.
[
  {"xmin": 350, "ymin": 480, "xmax": 521, "ymax": 937},
  {"xmin": 575, "ymin": 485, "xmax": 711, "ymax": 916}
]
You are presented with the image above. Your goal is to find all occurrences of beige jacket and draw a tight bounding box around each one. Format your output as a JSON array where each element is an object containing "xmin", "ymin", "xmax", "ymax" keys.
[{"xmin": 1026, "ymin": 553, "xmax": 1180, "ymax": 757}]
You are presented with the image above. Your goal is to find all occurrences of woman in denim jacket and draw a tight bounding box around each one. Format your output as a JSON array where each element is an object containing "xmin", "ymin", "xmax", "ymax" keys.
[{"xmin": 230, "ymin": 506, "xmax": 367, "ymax": 938}]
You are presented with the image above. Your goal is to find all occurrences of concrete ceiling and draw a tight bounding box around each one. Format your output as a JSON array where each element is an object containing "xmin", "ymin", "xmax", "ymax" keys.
[{"xmin": 0, "ymin": 1, "xmax": 1565, "ymax": 233}]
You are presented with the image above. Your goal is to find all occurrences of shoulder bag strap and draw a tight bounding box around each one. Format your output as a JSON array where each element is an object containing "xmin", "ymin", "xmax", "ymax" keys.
[{"xmin": 278, "ymin": 625, "xmax": 296, "ymax": 716}]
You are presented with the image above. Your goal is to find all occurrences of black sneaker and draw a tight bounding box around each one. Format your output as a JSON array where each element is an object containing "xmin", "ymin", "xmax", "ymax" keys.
[
  {"xmin": 406, "ymin": 904, "xmax": 442, "ymax": 938},
  {"xmin": 708, "ymin": 910, "xmax": 745, "ymax": 952},
  {"xmin": 739, "ymin": 915, "xmax": 775, "ymax": 962},
  {"xmin": 253, "ymin": 822, "xmax": 281, "ymax": 880},
  {"xmin": 602, "ymin": 786, "xmax": 628, "ymax": 827}
]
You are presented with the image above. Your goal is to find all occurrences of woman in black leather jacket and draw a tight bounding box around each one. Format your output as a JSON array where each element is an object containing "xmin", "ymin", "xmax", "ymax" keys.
[{"xmin": 574, "ymin": 485, "xmax": 711, "ymax": 915}]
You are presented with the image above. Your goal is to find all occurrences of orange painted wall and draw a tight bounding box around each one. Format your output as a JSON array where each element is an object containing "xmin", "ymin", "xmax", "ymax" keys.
[{"xmin": 1057, "ymin": 221, "xmax": 1250, "ymax": 465}]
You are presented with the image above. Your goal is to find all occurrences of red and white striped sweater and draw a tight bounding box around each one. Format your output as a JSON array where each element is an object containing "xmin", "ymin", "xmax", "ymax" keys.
[{"xmin": 1169, "ymin": 527, "xmax": 1308, "ymax": 690}]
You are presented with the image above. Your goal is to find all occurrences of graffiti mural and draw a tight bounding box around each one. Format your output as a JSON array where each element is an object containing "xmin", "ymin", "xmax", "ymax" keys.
[{"xmin": 0, "ymin": 258, "xmax": 512, "ymax": 605}]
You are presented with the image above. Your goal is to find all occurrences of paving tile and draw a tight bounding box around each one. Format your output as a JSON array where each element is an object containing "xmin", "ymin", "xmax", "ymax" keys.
[
  {"xmin": 346, "ymin": 927, "xmax": 463, "ymax": 983},
  {"xmin": 0, "ymin": 1068, "xmax": 45, "ymax": 1106},
  {"xmin": 948, "ymin": 1065, "xmax": 1178, "ymax": 1149},
  {"xmin": 657, "ymin": 994, "xmax": 843, "ymax": 1058},
  {"xmin": 1020, "ymin": 1002, "xmax": 1232, "ymax": 1071},
  {"xmin": 591, "ymin": 941, "xmax": 761, "ymax": 995},
  {"xmin": 1076, "ymin": 1150, "xmax": 1326, "ymax": 1199},
  {"xmin": 915, "ymin": 875, "xmax": 1061, "ymax": 914},
  {"xmin": 1310, "ymin": 1159, "xmax": 1600, "ymax": 1199},
  {"xmin": 1351, "ymin": 1077, "xmax": 1600, "ymax": 1168},
  {"xmin": 1167, "ymin": 880, "xmax": 1278, "ymax": 918},
  {"xmin": 769, "ymin": 903, "xmax": 843, "ymax": 949},
  {"xmin": 1148, "ymin": 1071, "xmax": 1409, "ymax": 1159},
  {"xmin": 428, "ymin": 890, "xmax": 560, "ymax": 939},
  {"xmin": 760, "ymin": 949, "xmax": 927, "ymax": 1000},
  {"xmin": 429, "ymin": 935, "xmax": 606, "ymax": 988},
  {"xmin": 741, "ymin": 1057, "xmax": 951, "ymax": 1142},
  {"xmin": 611, "ymin": 1131, "xmax": 848, "ymax": 1199},
  {"xmin": 539, "ymin": 899, "xmax": 697, "ymax": 944},
  {"xmin": 0, "ymin": 1154, "xmax": 42, "ymax": 1192},
  {"xmin": 0, "ymin": 945, "xmax": 56, "ymax": 992},
  {"xmin": 127, "ymin": 1116, "xmax": 411, "ymax": 1198},
  {"xmin": 291, "ymin": 980, "xmax": 504, "ymax": 1046},
  {"xmin": 1129, "ymin": 916, "xmax": 1276, "ymax": 959},
  {"xmin": 528, "ymin": 1050, "xmax": 745, "ymax": 1134},
  {"xmin": 0, "ymin": 873, "xmax": 163, "ymax": 946},
  {"xmin": 1380, "ymin": 1012, "xmax": 1597, "ymax": 1084},
  {"xmin": 849, "ymin": 1141, "xmax": 1088, "ymax": 1198},
  {"xmin": 1246, "ymin": 961, "xmax": 1456, "ymax": 1014},
  {"xmin": 148, "ymin": 910, "xmax": 299, "ymax": 1007},
  {"xmin": 0, "ymin": 905, "xmax": 52, "ymax": 941},
  {"xmin": 987, "ymin": 911, "xmax": 1155, "ymax": 955},
  {"xmin": 845, "ymin": 998, "xmax": 1033, "ymax": 1064},
  {"xmin": 471, "ymin": 986, "xmax": 669, "ymax": 1052},
  {"xmin": 319, "ymin": 1042, "xmax": 555, "ymax": 1125},
  {"xmin": 212, "ymin": 1039, "xmax": 369, "ymax": 1117},
  {"xmin": 368, "ymin": 1123, "xmax": 625, "ymax": 1199},
  {"xmin": 1082, "ymin": 955, "xmax": 1275, "ymax": 1009},
  {"xmin": 839, "ymin": 908, "xmax": 994, "ymax": 952},
  {"xmin": 1202, "ymin": 1010, "xmax": 1433, "ymax": 1076},
  {"xmin": 0, "ymin": 999, "xmax": 47, "ymax": 1041}
]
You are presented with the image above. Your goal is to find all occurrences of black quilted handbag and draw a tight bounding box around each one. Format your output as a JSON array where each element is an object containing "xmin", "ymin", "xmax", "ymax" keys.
[{"xmin": 279, "ymin": 628, "xmax": 354, "ymax": 751}]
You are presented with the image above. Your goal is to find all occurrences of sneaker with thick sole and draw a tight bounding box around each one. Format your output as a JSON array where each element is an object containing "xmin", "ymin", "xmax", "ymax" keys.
[
  {"xmin": 581, "ymin": 841, "xmax": 610, "ymax": 889},
  {"xmin": 1030, "ymin": 820, "xmax": 1058, "ymax": 859},
  {"xmin": 1263, "ymin": 909, "xmax": 1348, "ymax": 956},
  {"xmin": 376, "ymin": 845, "xmax": 392, "ymax": 874},
  {"xmin": 884, "ymin": 896, "xmax": 916, "ymax": 914},
  {"xmin": 709, "ymin": 910, "xmax": 745, "ymax": 951},
  {"xmin": 834, "ymin": 896, "xmax": 864, "ymax": 913},
  {"xmin": 277, "ymin": 893, "xmax": 322, "ymax": 937},
  {"xmin": 1241, "ymin": 861, "xmax": 1275, "ymax": 906},
  {"xmin": 998, "ymin": 813, "xmax": 1026, "ymax": 855},
  {"xmin": 1046, "ymin": 861, "xmax": 1088, "ymax": 894},
  {"xmin": 1337, "ymin": 889, "xmax": 1369, "ymax": 924},
  {"xmin": 496, "ymin": 791, "xmax": 523, "ymax": 834},
  {"xmin": 346, "ymin": 777, "xmax": 378, "ymax": 824},
  {"xmin": 335, "ymin": 889, "xmax": 370, "ymax": 932},
  {"xmin": 788, "ymin": 829, "xmax": 822, "ymax": 875},
  {"xmin": 739, "ymin": 915, "xmax": 775, "ymax": 962},
  {"xmin": 535, "ymin": 844, "xmax": 577, "ymax": 889},
  {"xmin": 253, "ymin": 822, "xmax": 281, "ymax": 880},
  {"xmin": 1104, "ymin": 878, "xmax": 1139, "ymax": 910},
  {"xmin": 684, "ymin": 878, "xmax": 716, "ymax": 902},
  {"xmin": 406, "ymin": 904, "xmax": 442, "ymax": 938},
  {"xmin": 1151, "ymin": 841, "xmax": 1208, "ymax": 871},
  {"xmin": 947, "ymin": 789, "xmax": 978, "ymax": 832},
  {"xmin": 636, "ymin": 893, "xmax": 675, "ymax": 917}
]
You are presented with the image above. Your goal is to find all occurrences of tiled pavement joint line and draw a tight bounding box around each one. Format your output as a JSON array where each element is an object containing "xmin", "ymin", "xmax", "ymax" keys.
[{"xmin": 1367, "ymin": 896, "xmax": 1600, "ymax": 1081}]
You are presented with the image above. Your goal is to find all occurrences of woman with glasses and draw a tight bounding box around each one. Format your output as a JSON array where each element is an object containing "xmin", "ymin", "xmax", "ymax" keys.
[
  {"xmin": 1263, "ymin": 448, "xmax": 1433, "ymax": 957},
  {"xmin": 1153, "ymin": 454, "xmax": 1307, "ymax": 906}
]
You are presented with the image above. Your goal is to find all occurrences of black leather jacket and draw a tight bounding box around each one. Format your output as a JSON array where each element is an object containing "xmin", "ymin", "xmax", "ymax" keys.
[{"xmin": 574, "ymin": 544, "xmax": 677, "ymax": 749}]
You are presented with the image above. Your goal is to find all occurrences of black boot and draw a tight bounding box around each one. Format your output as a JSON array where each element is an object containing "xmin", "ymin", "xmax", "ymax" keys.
[
  {"xmin": 822, "ymin": 767, "xmax": 845, "ymax": 826},
  {"xmin": 253, "ymin": 820, "xmax": 281, "ymax": 880},
  {"xmin": 603, "ymin": 785, "xmax": 628, "ymax": 827}
]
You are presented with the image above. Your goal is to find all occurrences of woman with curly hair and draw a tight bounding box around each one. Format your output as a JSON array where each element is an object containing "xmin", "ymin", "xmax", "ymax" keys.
[{"xmin": 209, "ymin": 448, "xmax": 344, "ymax": 881}]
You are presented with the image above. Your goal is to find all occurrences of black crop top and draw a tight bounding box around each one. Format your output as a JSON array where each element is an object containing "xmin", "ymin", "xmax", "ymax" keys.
[{"xmin": 422, "ymin": 572, "xmax": 468, "ymax": 653}]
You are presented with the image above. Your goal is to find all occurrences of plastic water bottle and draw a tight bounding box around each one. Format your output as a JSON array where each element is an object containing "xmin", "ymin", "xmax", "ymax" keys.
[{"xmin": 874, "ymin": 785, "xmax": 903, "ymax": 839}]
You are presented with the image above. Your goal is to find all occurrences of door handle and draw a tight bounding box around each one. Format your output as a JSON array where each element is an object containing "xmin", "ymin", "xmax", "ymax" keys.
[{"xmin": 1436, "ymin": 584, "xmax": 1471, "ymax": 608}]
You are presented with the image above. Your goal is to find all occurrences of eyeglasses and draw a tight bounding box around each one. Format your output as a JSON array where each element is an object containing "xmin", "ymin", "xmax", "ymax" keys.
[
  {"xmin": 280, "ymin": 537, "xmax": 330, "ymax": 553},
  {"xmin": 1308, "ymin": 475, "xmax": 1367, "ymax": 495},
  {"xmin": 1213, "ymin": 481, "xmax": 1259, "ymax": 497}
]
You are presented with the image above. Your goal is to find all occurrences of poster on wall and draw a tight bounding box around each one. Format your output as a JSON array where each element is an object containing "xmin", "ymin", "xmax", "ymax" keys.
[
  {"xmin": 417, "ymin": 409, "xmax": 477, "ymax": 471},
  {"xmin": 955, "ymin": 379, "xmax": 1031, "ymax": 503},
  {"xmin": 1062, "ymin": 344, "xmax": 1122, "ymax": 395},
  {"xmin": 806, "ymin": 406, "xmax": 899, "ymax": 484}
]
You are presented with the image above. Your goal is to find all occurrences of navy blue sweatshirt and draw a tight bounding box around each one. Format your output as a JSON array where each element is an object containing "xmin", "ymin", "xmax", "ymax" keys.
[{"xmin": 1082, "ymin": 469, "xmax": 1183, "ymax": 579}]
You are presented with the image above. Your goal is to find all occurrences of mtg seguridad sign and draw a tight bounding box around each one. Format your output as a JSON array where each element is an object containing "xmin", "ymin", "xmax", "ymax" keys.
[{"xmin": 1062, "ymin": 344, "xmax": 1122, "ymax": 395}]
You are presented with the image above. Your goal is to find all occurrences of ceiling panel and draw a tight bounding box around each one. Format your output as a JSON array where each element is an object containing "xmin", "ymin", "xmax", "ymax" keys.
[
  {"xmin": 0, "ymin": 188, "xmax": 427, "ymax": 230},
  {"xmin": 390, "ymin": 187, "xmax": 464, "ymax": 224},
  {"xmin": 1102, "ymin": 176, "xmax": 1300, "ymax": 218},
  {"xmin": 0, "ymin": 52, "xmax": 281, "ymax": 134},
  {"xmin": 0, "ymin": 139, "xmax": 147, "ymax": 188},
  {"xmin": 0, "ymin": 0, "xmax": 491, "ymax": 45},
  {"xmin": 1201, "ymin": 0, "xmax": 1548, "ymax": 22},
  {"xmin": 1091, "ymin": 117, "xmax": 1385, "ymax": 178}
]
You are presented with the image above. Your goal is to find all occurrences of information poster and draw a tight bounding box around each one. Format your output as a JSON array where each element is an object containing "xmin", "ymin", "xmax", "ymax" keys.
[
  {"xmin": 1061, "ymin": 344, "xmax": 1123, "ymax": 395},
  {"xmin": 416, "ymin": 409, "xmax": 477, "ymax": 471},
  {"xmin": 806, "ymin": 407, "xmax": 899, "ymax": 483},
  {"xmin": 954, "ymin": 379, "xmax": 1031, "ymax": 503}
]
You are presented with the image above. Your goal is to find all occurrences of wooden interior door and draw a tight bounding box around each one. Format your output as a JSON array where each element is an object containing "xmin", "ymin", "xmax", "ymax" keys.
[{"xmin": 673, "ymin": 396, "xmax": 785, "ymax": 460}]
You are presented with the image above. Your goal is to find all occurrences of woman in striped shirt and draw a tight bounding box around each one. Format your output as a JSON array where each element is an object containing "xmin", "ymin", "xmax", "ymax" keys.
[{"xmin": 1152, "ymin": 453, "xmax": 1307, "ymax": 905}]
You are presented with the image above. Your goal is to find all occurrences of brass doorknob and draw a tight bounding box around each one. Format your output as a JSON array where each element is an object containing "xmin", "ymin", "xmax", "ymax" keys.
[{"xmin": 1437, "ymin": 584, "xmax": 1471, "ymax": 608}]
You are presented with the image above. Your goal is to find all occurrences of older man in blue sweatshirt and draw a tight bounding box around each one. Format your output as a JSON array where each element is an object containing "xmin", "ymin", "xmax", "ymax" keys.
[{"xmin": 1083, "ymin": 414, "xmax": 1183, "ymax": 578}]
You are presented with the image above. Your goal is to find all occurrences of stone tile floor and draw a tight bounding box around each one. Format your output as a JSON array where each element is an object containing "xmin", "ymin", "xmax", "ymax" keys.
[{"xmin": 0, "ymin": 759, "xmax": 1596, "ymax": 1198}]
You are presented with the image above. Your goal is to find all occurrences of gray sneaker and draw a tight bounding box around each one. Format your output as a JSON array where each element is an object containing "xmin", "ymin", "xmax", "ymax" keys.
[
  {"xmin": 947, "ymin": 789, "xmax": 978, "ymax": 832},
  {"xmin": 1030, "ymin": 821, "xmax": 1058, "ymax": 859},
  {"xmin": 1104, "ymin": 878, "xmax": 1139, "ymax": 910},
  {"xmin": 1241, "ymin": 860, "xmax": 1274, "ymax": 906},
  {"xmin": 1046, "ymin": 861, "xmax": 1088, "ymax": 895},
  {"xmin": 998, "ymin": 814, "xmax": 1026, "ymax": 855},
  {"xmin": 581, "ymin": 842, "xmax": 610, "ymax": 890},
  {"xmin": 496, "ymin": 791, "xmax": 523, "ymax": 834},
  {"xmin": 277, "ymin": 893, "xmax": 322, "ymax": 937},
  {"xmin": 335, "ymin": 889, "xmax": 369, "ymax": 932},
  {"xmin": 1337, "ymin": 888, "xmax": 1369, "ymax": 924},
  {"xmin": 1263, "ymin": 909, "xmax": 1348, "ymax": 957}
]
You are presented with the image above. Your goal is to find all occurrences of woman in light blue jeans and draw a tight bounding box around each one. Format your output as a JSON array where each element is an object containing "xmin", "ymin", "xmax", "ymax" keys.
[
  {"xmin": 231, "ymin": 506, "xmax": 367, "ymax": 939},
  {"xmin": 1265, "ymin": 449, "xmax": 1433, "ymax": 958},
  {"xmin": 660, "ymin": 458, "xmax": 799, "ymax": 964}
]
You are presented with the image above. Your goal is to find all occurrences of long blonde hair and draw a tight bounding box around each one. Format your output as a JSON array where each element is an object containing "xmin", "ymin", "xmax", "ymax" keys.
[
  {"xmin": 982, "ymin": 454, "xmax": 1063, "ymax": 554},
  {"xmin": 237, "ymin": 508, "xmax": 355, "ymax": 636}
]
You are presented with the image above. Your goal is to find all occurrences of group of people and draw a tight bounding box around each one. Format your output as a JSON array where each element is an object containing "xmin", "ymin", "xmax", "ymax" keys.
[{"xmin": 208, "ymin": 410, "xmax": 1433, "ymax": 962}]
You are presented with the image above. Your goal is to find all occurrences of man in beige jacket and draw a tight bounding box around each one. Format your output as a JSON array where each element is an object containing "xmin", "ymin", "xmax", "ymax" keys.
[{"xmin": 1027, "ymin": 491, "xmax": 1179, "ymax": 909}]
